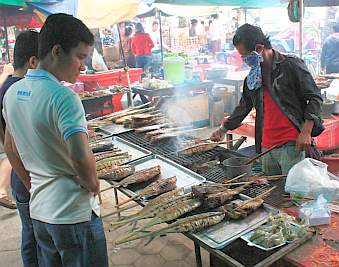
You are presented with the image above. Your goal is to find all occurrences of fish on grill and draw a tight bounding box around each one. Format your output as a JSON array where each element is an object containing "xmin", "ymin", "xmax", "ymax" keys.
[
  {"xmin": 113, "ymin": 107, "xmax": 157, "ymax": 124},
  {"xmin": 98, "ymin": 165, "xmax": 135, "ymax": 181},
  {"xmin": 219, "ymin": 187, "xmax": 276, "ymax": 219},
  {"xmin": 145, "ymin": 126, "xmax": 191, "ymax": 138},
  {"xmin": 96, "ymin": 153, "xmax": 132, "ymax": 170},
  {"xmin": 94, "ymin": 151, "xmax": 126, "ymax": 161},
  {"xmin": 200, "ymin": 186, "xmax": 247, "ymax": 209},
  {"xmin": 112, "ymin": 165, "xmax": 161, "ymax": 189},
  {"xmin": 134, "ymin": 123, "xmax": 170, "ymax": 134},
  {"xmin": 178, "ymin": 142, "xmax": 219, "ymax": 156},
  {"xmin": 115, "ymin": 212, "xmax": 225, "ymax": 245},
  {"xmin": 109, "ymin": 190, "xmax": 189, "ymax": 230},
  {"xmin": 117, "ymin": 176, "xmax": 177, "ymax": 207},
  {"xmin": 90, "ymin": 141, "xmax": 115, "ymax": 153},
  {"xmin": 135, "ymin": 197, "xmax": 202, "ymax": 232}
]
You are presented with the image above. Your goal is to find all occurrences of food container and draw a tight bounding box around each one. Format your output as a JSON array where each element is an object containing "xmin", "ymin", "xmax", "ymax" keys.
[
  {"xmin": 163, "ymin": 56, "xmax": 185, "ymax": 85},
  {"xmin": 222, "ymin": 157, "xmax": 252, "ymax": 178}
]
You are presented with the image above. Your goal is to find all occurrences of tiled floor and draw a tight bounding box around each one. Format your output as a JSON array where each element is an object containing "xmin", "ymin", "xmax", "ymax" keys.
[{"xmin": 0, "ymin": 129, "xmax": 254, "ymax": 266}]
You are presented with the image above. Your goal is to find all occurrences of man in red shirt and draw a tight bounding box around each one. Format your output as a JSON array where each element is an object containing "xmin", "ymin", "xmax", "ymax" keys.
[{"xmin": 211, "ymin": 24, "xmax": 323, "ymax": 175}]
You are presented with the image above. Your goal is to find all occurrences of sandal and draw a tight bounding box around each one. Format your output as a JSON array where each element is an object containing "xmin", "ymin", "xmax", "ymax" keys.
[{"xmin": 0, "ymin": 196, "xmax": 17, "ymax": 209}]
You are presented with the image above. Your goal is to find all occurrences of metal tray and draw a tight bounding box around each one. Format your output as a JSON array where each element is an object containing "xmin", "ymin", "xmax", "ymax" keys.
[
  {"xmin": 120, "ymin": 154, "xmax": 206, "ymax": 196},
  {"xmin": 192, "ymin": 196, "xmax": 276, "ymax": 249},
  {"xmin": 111, "ymin": 136, "xmax": 152, "ymax": 162},
  {"xmin": 99, "ymin": 123, "xmax": 133, "ymax": 135}
]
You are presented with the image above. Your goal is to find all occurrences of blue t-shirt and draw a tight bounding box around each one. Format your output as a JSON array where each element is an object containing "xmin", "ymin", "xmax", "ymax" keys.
[{"xmin": 0, "ymin": 75, "xmax": 29, "ymax": 202}]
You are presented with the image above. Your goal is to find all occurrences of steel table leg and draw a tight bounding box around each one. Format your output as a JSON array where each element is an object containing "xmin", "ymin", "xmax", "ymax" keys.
[
  {"xmin": 113, "ymin": 188, "xmax": 120, "ymax": 220},
  {"xmin": 194, "ymin": 241, "xmax": 203, "ymax": 267}
]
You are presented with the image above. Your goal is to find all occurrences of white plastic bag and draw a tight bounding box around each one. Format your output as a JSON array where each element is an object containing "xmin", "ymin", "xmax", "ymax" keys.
[
  {"xmin": 285, "ymin": 158, "xmax": 339, "ymax": 200},
  {"xmin": 92, "ymin": 48, "xmax": 108, "ymax": 72},
  {"xmin": 299, "ymin": 195, "xmax": 331, "ymax": 226}
]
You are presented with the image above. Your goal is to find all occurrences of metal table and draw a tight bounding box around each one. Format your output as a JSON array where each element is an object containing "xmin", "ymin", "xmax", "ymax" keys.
[{"xmin": 213, "ymin": 78, "xmax": 244, "ymax": 106}]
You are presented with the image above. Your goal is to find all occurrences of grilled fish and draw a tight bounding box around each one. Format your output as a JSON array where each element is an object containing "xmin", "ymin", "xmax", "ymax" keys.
[
  {"xmin": 96, "ymin": 154, "xmax": 132, "ymax": 170},
  {"xmin": 135, "ymin": 123, "xmax": 170, "ymax": 134},
  {"xmin": 95, "ymin": 151, "xmax": 127, "ymax": 161},
  {"xmin": 98, "ymin": 165, "xmax": 135, "ymax": 181},
  {"xmin": 135, "ymin": 197, "xmax": 202, "ymax": 232},
  {"xmin": 90, "ymin": 141, "xmax": 115, "ymax": 153},
  {"xmin": 201, "ymin": 186, "xmax": 247, "ymax": 209},
  {"xmin": 110, "ymin": 192, "xmax": 190, "ymax": 230},
  {"xmin": 117, "ymin": 176, "xmax": 177, "ymax": 207},
  {"xmin": 115, "ymin": 212, "xmax": 225, "ymax": 245},
  {"xmin": 112, "ymin": 165, "xmax": 161, "ymax": 188},
  {"xmin": 179, "ymin": 142, "xmax": 218, "ymax": 156}
]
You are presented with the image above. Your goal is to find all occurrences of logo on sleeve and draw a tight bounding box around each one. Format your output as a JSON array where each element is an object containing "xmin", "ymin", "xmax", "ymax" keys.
[{"xmin": 16, "ymin": 90, "xmax": 32, "ymax": 101}]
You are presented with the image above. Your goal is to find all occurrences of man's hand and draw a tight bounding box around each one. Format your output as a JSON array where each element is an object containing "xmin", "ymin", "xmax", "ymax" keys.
[
  {"xmin": 210, "ymin": 128, "xmax": 226, "ymax": 142},
  {"xmin": 296, "ymin": 120, "xmax": 314, "ymax": 152},
  {"xmin": 73, "ymin": 175, "xmax": 100, "ymax": 196},
  {"xmin": 296, "ymin": 131, "xmax": 312, "ymax": 152}
]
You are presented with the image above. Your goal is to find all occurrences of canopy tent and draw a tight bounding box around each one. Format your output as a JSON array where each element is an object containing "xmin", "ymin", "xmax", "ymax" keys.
[
  {"xmin": 77, "ymin": 0, "xmax": 139, "ymax": 28},
  {"xmin": 137, "ymin": 7, "xmax": 172, "ymax": 18},
  {"xmin": 0, "ymin": 0, "xmax": 25, "ymax": 6},
  {"xmin": 151, "ymin": 0, "xmax": 288, "ymax": 8}
]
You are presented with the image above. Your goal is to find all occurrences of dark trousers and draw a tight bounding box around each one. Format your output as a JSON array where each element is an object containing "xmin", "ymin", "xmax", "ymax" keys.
[
  {"xmin": 32, "ymin": 213, "xmax": 108, "ymax": 267},
  {"xmin": 13, "ymin": 192, "xmax": 39, "ymax": 267}
]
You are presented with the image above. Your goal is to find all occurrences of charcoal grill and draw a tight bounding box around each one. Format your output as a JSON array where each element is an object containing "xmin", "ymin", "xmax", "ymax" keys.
[{"xmin": 117, "ymin": 131, "xmax": 241, "ymax": 183}]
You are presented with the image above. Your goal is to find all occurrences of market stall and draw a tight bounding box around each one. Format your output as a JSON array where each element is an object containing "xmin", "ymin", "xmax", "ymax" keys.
[{"xmin": 91, "ymin": 116, "xmax": 338, "ymax": 267}]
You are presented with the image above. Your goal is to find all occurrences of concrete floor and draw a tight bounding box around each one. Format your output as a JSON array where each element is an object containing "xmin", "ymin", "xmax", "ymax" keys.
[{"xmin": 0, "ymin": 181, "xmax": 211, "ymax": 267}]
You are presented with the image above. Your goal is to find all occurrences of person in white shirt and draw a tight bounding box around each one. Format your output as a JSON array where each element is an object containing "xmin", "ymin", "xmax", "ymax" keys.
[
  {"xmin": 3, "ymin": 13, "xmax": 108, "ymax": 267},
  {"xmin": 209, "ymin": 14, "xmax": 222, "ymax": 54}
]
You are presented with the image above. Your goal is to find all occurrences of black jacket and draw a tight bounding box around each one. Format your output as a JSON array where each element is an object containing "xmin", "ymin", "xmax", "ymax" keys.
[{"xmin": 223, "ymin": 50, "xmax": 324, "ymax": 153}]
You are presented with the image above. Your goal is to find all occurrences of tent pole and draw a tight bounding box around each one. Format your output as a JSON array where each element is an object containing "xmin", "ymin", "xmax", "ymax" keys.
[
  {"xmin": 4, "ymin": 16, "xmax": 10, "ymax": 63},
  {"xmin": 299, "ymin": 0, "xmax": 303, "ymax": 58},
  {"xmin": 158, "ymin": 9, "xmax": 164, "ymax": 65},
  {"xmin": 117, "ymin": 25, "xmax": 133, "ymax": 107}
]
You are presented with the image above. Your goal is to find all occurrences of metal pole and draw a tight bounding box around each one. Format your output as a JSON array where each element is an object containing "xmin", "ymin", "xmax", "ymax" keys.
[
  {"xmin": 299, "ymin": 0, "xmax": 304, "ymax": 58},
  {"xmin": 4, "ymin": 16, "xmax": 10, "ymax": 63},
  {"xmin": 158, "ymin": 9, "xmax": 164, "ymax": 65},
  {"xmin": 117, "ymin": 24, "xmax": 133, "ymax": 107}
]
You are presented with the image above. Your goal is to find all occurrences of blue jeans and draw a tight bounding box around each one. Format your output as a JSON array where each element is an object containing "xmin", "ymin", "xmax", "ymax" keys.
[
  {"xmin": 13, "ymin": 192, "xmax": 39, "ymax": 267},
  {"xmin": 135, "ymin": 55, "xmax": 152, "ymax": 71},
  {"xmin": 32, "ymin": 213, "xmax": 108, "ymax": 267}
]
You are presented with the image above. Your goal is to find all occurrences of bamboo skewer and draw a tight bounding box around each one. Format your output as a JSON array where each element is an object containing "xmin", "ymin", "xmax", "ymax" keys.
[
  {"xmin": 176, "ymin": 138, "xmax": 243, "ymax": 154},
  {"xmin": 223, "ymin": 173, "xmax": 247, "ymax": 184},
  {"xmin": 235, "ymin": 186, "xmax": 277, "ymax": 211},
  {"xmin": 101, "ymin": 202, "xmax": 140, "ymax": 218}
]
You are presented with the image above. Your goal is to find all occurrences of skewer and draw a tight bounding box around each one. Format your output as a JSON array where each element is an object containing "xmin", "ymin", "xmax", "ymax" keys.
[
  {"xmin": 235, "ymin": 186, "xmax": 277, "ymax": 211},
  {"xmin": 100, "ymin": 185, "xmax": 115, "ymax": 193},
  {"xmin": 176, "ymin": 138, "xmax": 243, "ymax": 154},
  {"xmin": 101, "ymin": 202, "xmax": 140, "ymax": 218},
  {"xmin": 223, "ymin": 173, "xmax": 247, "ymax": 184}
]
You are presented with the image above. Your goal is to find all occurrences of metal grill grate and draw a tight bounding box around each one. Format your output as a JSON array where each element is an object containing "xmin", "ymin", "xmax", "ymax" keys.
[
  {"xmin": 242, "ymin": 179, "xmax": 287, "ymax": 208},
  {"xmin": 117, "ymin": 131, "xmax": 240, "ymax": 183}
]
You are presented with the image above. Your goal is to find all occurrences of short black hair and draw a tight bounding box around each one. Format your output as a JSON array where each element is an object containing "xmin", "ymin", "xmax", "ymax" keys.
[
  {"xmin": 233, "ymin": 23, "xmax": 272, "ymax": 51},
  {"xmin": 152, "ymin": 21, "xmax": 159, "ymax": 26},
  {"xmin": 125, "ymin": 26, "xmax": 133, "ymax": 37},
  {"xmin": 38, "ymin": 13, "xmax": 94, "ymax": 60},
  {"xmin": 135, "ymin": 23, "xmax": 144, "ymax": 33},
  {"xmin": 13, "ymin": 30, "xmax": 39, "ymax": 70},
  {"xmin": 334, "ymin": 23, "xmax": 339, "ymax": 33}
]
